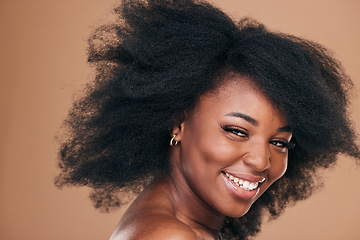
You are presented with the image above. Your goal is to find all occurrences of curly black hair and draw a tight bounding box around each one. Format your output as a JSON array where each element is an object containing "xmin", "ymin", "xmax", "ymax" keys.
[{"xmin": 55, "ymin": 0, "xmax": 360, "ymax": 239}]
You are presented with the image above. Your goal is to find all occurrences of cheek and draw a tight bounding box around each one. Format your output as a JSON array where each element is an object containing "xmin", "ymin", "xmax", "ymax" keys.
[
  {"xmin": 268, "ymin": 155, "xmax": 288, "ymax": 184},
  {"xmin": 180, "ymin": 130, "xmax": 237, "ymax": 181},
  {"xmin": 189, "ymin": 134, "xmax": 237, "ymax": 168}
]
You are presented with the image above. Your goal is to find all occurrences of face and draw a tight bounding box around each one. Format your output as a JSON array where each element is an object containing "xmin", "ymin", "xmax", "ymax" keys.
[{"xmin": 172, "ymin": 76, "xmax": 292, "ymax": 218}]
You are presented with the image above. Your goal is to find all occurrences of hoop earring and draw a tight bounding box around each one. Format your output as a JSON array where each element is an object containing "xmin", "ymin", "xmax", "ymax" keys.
[{"xmin": 170, "ymin": 135, "xmax": 178, "ymax": 147}]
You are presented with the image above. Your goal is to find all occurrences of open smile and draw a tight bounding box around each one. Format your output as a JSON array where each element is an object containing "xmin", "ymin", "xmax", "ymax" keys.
[
  {"xmin": 223, "ymin": 172, "xmax": 265, "ymax": 191},
  {"xmin": 221, "ymin": 171, "xmax": 265, "ymax": 200}
]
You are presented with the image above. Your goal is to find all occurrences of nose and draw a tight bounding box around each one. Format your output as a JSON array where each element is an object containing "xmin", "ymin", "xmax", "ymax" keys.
[{"xmin": 242, "ymin": 140, "xmax": 271, "ymax": 172}]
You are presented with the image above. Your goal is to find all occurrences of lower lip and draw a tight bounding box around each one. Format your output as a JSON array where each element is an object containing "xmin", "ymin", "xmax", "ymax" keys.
[{"xmin": 222, "ymin": 173, "xmax": 260, "ymax": 201}]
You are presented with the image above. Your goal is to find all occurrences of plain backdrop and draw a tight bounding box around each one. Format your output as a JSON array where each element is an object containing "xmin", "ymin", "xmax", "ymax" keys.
[{"xmin": 1, "ymin": 0, "xmax": 359, "ymax": 239}]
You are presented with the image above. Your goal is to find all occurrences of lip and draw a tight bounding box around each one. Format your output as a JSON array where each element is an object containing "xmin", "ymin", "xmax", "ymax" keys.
[
  {"xmin": 222, "ymin": 171, "xmax": 266, "ymax": 183},
  {"xmin": 221, "ymin": 172, "xmax": 261, "ymax": 201}
]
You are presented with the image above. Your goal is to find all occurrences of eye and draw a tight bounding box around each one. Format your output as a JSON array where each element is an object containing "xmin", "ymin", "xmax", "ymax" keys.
[
  {"xmin": 221, "ymin": 125, "xmax": 249, "ymax": 138},
  {"xmin": 270, "ymin": 140, "xmax": 295, "ymax": 150}
]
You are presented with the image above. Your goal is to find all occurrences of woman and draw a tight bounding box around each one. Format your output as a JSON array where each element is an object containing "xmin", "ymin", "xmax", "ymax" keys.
[{"xmin": 56, "ymin": 0, "xmax": 360, "ymax": 239}]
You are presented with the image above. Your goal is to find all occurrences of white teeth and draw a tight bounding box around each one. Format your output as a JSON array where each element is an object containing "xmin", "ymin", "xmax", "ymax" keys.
[
  {"xmin": 224, "ymin": 172, "xmax": 263, "ymax": 191},
  {"xmin": 248, "ymin": 182, "xmax": 258, "ymax": 190}
]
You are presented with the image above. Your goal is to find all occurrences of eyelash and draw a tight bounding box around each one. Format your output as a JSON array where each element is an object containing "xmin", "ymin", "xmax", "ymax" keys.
[
  {"xmin": 221, "ymin": 125, "xmax": 249, "ymax": 138},
  {"xmin": 269, "ymin": 140, "xmax": 295, "ymax": 150},
  {"xmin": 221, "ymin": 125, "xmax": 295, "ymax": 150}
]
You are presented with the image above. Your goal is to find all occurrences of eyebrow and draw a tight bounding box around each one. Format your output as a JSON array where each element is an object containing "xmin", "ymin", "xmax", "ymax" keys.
[
  {"xmin": 225, "ymin": 112, "xmax": 258, "ymax": 126},
  {"xmin": 225, "ymin": 112, "xmax": 292, "ymax": 132},
  {"xmin": 277, "ymin": 126, "xmax": 292, "ymax": 133}
]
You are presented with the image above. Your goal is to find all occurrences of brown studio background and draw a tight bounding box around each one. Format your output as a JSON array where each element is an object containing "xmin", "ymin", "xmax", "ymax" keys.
[{"xmin": 0, "ymin": 0, "xmax": 359, "ymax": 239}]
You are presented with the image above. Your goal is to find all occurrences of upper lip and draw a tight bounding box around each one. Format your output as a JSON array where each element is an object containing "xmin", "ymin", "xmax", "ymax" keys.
[{"xmin": 222, "ymin": 171, "xmax": 265, "ymax": 183}]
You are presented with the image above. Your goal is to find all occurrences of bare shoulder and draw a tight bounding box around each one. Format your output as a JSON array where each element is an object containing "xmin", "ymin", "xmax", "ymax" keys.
[{"xmin": 110, "ymin": 212, "xmax": 199, "ymax": 240}]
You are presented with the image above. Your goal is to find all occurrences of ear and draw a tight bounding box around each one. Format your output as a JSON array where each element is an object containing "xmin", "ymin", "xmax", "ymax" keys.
[{"xmin": 170, "ymin": 112, "xmax": 187, "ymax": 142}]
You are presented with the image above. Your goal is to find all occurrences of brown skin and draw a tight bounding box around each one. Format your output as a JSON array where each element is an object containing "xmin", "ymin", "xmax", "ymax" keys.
[{"xmin": 110, "ymin": 76, "xmax": 292, "ymax": 240}]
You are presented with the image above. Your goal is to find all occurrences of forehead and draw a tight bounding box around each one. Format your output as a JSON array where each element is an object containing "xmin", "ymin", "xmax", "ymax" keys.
[{"xmin": 192, "ymin": 75, "xmax": 288, "ymax": 125}]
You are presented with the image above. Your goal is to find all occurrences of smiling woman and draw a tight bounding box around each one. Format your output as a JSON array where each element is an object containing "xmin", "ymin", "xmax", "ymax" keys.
[
  {"xmin": 169, "ymin": 77, "xmax": 292, "ymax": 218},
  {"xmin": 55, "ymin": 0, "xmax": 360, "ymax": 239}
]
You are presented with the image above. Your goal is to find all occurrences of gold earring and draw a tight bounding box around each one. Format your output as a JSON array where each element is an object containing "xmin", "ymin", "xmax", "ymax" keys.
[{"xmin": 170, "ymin": 135, "xmax": 178, "ymax": 147}]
